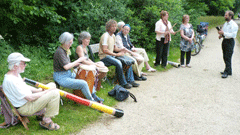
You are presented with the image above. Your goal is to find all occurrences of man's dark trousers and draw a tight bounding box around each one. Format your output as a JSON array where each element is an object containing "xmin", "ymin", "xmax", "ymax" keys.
[{"xmin": 222, "ymin": 38, "xmax": 235, "ymax": 75}]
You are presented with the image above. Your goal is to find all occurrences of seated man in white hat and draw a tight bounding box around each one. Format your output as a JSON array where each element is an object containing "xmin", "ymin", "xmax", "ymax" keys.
[{"xmin": 2, "ymin": 52, "xmax": 60, "ymax": 130}]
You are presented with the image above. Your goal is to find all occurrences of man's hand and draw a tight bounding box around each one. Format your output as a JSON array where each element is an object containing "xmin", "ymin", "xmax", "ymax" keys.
[
  {"xmin": 116, "ymin": 51, "xmax": 125, "ymax": 57},
  {"xmin": 131, "ymin": 48, "xmax": 137, "ymax": 52},
  {"xmin": 218, "ymin": 30, "xmax": 224, "ymax": 35}
]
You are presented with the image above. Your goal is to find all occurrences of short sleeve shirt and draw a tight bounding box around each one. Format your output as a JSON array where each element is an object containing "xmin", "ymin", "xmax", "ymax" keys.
[
  {"xmin": 2, "ymin": 74, "xmax": 32, "ymax": 107},
  {"xmin": 98, "ymin": 32, "xmax": 116, "ymax": 60},
  {"xmin": 53, "ymin": 46, "xmax": 71, "ymax": 72},
  {"xmin": 115, "ymin": 34, "xmax": 124, "ymax": 49}
]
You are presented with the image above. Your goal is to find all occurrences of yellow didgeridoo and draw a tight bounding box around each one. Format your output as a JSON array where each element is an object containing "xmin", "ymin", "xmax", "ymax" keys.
[{"xmin": 23, "ymin": 78, "xmax": 124, "ymax": 118}]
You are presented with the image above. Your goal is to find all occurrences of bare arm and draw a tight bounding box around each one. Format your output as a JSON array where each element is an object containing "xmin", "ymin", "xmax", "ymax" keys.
[
  {"xmin": 114, "ymin": 45, "xmax": 125, "ymax": 52},
  {"xmin": 76, "ymin": 45, "xmax": 85, "ymax": 58},
  {"xmin": 24, "ymin": 89, "xmax": 57, "ymax": 102},
  {"xmin": 76, "ymin": 46, "xmax": 94, "ymax": 65},
  {"xmin": 102, "ymin": 45, "xmax": 124, "ymax": 57},
  {"xmin": 180, "ymin": 30, "xmax": 189, "ymax": 40},
  {"xmin": 180, "ymin": 30, "xmax": 193, "ymax": 43},
  {"xmin": 27, "ymin": 85, "xmax": 42, "ymax": 93},
  {"xmin": 63, "ymin": 57, "xmax": 87, "ymax": 70}
]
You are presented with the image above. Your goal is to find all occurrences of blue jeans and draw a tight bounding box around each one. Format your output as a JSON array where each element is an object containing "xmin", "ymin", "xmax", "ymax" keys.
[
  {"xmin": 101, "ymin": 55, "xmax": 134, "ymax": 86},
  {"xmin": 53, "ymin": 70, "xmax": 93, "ymax": 100}
]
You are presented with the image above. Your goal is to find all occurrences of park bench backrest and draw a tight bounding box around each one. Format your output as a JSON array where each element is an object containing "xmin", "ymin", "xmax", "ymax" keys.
[{"xmin": 87, "ymin": 43, "xmax": 99, "ymax": 62}]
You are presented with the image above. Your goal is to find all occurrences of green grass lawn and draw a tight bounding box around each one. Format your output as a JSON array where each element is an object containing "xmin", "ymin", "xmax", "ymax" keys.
[
  {"xmin": 198, "ymin": 16, "xmax": 225, "ymax": 29},
  {"xmin": 237, "ymin": 29, "xmax": 240, "ymax": 45}
]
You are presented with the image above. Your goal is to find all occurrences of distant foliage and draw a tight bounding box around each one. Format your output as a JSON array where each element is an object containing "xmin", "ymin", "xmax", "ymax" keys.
[
  {"xmin": 0, "ymin": 0, "xmax": 66, "ymax": 47},
  {"xmin": 125, "ymin": 0, "xmax": 197, "ymax": 49},
  {"xmin": 203, "ymin": 0, "xmax": 235, "ymax": 15}
]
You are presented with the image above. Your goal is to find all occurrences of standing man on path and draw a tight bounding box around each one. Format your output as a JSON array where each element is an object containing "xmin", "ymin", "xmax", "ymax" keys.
[{"xmin": 218, "ymin": 10, "xmax": 239, "ymax": 78}]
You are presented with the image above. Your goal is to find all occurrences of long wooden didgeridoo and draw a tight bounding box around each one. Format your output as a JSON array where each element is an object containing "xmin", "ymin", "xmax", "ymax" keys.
[{"xmin": 23, "ymin": 78, "xmax": 124, "ymax": 118}]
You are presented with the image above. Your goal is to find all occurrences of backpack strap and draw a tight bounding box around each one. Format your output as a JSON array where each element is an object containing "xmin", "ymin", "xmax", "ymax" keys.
[{"xmin": 129, "ymin": 92, "xmax": 137, "ymax": 102}]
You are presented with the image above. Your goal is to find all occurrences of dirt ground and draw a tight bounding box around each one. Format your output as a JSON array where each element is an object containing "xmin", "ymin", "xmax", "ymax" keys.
[{"xmin": 77, "ymin": 21, "xmax": 240, "ymax": 135}]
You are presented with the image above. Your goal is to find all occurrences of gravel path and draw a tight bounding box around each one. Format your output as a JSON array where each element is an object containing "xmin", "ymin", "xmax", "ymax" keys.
[{"xmin": 77, "ymin": 22, "xmax": 240, "ymax": 135}]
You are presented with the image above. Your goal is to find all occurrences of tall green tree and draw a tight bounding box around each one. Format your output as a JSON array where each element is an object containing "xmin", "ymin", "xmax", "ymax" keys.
[
  {"xmin": 203, "ymin": 0, "xmax": 235, "ymax": 15},
  {"xmin": 232, "ymin": 0, "xmax": 240, "ymax": 15},
  {"xmin": 0, "ymin": 0, "xmax": 65, "ymax": 47}
]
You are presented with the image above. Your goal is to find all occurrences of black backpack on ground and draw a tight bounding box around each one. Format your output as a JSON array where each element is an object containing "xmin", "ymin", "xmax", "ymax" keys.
[{"xmin": 108, "ymin": 85, "xmax": 137, "ymax": 102}]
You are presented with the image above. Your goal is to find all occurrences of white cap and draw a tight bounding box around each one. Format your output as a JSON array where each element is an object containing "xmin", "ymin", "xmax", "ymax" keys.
[{"xmin": 7, "ymin": 52, "xmax": 30, "ymax": 64}]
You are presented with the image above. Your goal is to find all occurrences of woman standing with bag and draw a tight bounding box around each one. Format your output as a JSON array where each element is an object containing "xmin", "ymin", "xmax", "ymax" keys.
[
  {"xmin": 179, "ymin": 15, "xmax": 194, "ymax": 68},
  {"xmin": 155, "ymin": 10, "xmax": 176, "ymax": 68}
]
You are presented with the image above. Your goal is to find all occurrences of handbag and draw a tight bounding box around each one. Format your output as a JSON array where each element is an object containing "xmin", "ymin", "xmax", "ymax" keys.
[{"xmin": 108, "ymin": 85, "xmax": 137, "ymax": 102}]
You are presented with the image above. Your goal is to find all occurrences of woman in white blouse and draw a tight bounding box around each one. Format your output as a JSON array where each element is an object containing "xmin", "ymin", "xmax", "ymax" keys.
[{"xmin": 155, "ymin": 10, "xmax": 176, "ymax": 68}]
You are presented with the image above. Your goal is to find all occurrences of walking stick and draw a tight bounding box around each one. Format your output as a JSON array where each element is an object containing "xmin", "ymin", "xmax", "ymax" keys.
[{"xmin": 23, "ymin": 78, "xmax": 124, "ymax": 118}]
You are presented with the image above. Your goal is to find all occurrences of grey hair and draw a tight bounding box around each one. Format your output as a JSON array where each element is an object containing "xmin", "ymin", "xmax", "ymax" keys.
[
  {"xmin": 78, "ymin": 31, "xmax": 91, "ymax": 44},
  {"xmin": 117, "ymin": 21, "xmax": 125, "ymax": 30},
  {"xmin": 8, "ymin": 61, "xmax": 20, "ymax": 70},
  {"xmin": 59, "ymin": 32, "xmax": 74, "ymax": 45},
  {"xmin": 226, "ymin": 10, "xmax": 234, "ymax": 19}
]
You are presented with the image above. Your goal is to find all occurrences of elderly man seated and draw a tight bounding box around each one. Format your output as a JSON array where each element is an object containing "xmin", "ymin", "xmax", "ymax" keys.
[
  {"xmin": 116, "ymin": 21, "xmax": 125, "ymax": 34},
  {"xmin": 99, "ymin": 19, "xmax": 139, "ymax": 89},
  {"xmin": 2, "ymin": 52, "xmax": 60, "ymax": 130},
  {"xmin": 116, "ymin": 24, "xmax": 156, "ymax": 80}
]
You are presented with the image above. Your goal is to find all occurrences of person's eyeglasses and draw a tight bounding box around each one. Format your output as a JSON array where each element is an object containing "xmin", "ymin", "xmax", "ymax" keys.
[{"xmin": 20, "ymin": 62, "xmax": 26, "ymax": 66}]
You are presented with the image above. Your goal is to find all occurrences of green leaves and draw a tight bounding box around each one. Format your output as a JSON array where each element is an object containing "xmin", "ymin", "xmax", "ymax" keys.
[{"xmin": 1, "ymin": 0, "xmax": 238, "ymax": 52}]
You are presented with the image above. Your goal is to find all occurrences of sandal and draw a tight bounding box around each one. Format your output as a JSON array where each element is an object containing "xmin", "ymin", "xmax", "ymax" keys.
[
  {"xmin": 147, "ymin": 67, "xmax": 156, "ymax": 72},
  {"xmin": 39, "ymin": 121, "xmax": 60, "ymax": 130}
]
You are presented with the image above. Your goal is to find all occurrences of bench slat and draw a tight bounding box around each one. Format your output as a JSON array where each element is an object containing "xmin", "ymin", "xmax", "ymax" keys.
[{"xmin": 88, "ymin": 43, "xmax": 99, "ymax": 54}]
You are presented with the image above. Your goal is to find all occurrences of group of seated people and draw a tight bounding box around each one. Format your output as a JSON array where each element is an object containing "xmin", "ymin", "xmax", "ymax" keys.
[{"xmin": 1, "ymin": 19, "xmax": 155, "ymax": 130}]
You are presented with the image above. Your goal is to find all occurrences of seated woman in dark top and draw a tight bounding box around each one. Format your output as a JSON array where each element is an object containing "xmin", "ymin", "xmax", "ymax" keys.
[{"xmin": 53, "ymin": 32, "xmax": 103, "ymax": 103}]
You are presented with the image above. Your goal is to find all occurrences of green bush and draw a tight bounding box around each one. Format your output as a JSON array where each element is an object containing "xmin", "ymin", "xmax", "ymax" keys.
[{"xmin": 0, "ymin": 42, "xmax": 53, "ymax": 85}]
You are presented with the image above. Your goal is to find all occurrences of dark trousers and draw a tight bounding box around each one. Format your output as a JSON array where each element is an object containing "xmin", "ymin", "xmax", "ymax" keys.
[
  {"xmin": 222, "ymin": 38, "xmax": 235, "ymax": 75},
  {"xmin": 155, "ymin": 38, "xmax": 169, "ymax": 67},
  {"xmin": 180, "ymin": 51, "xmax": 191, "ymax": 65}
]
